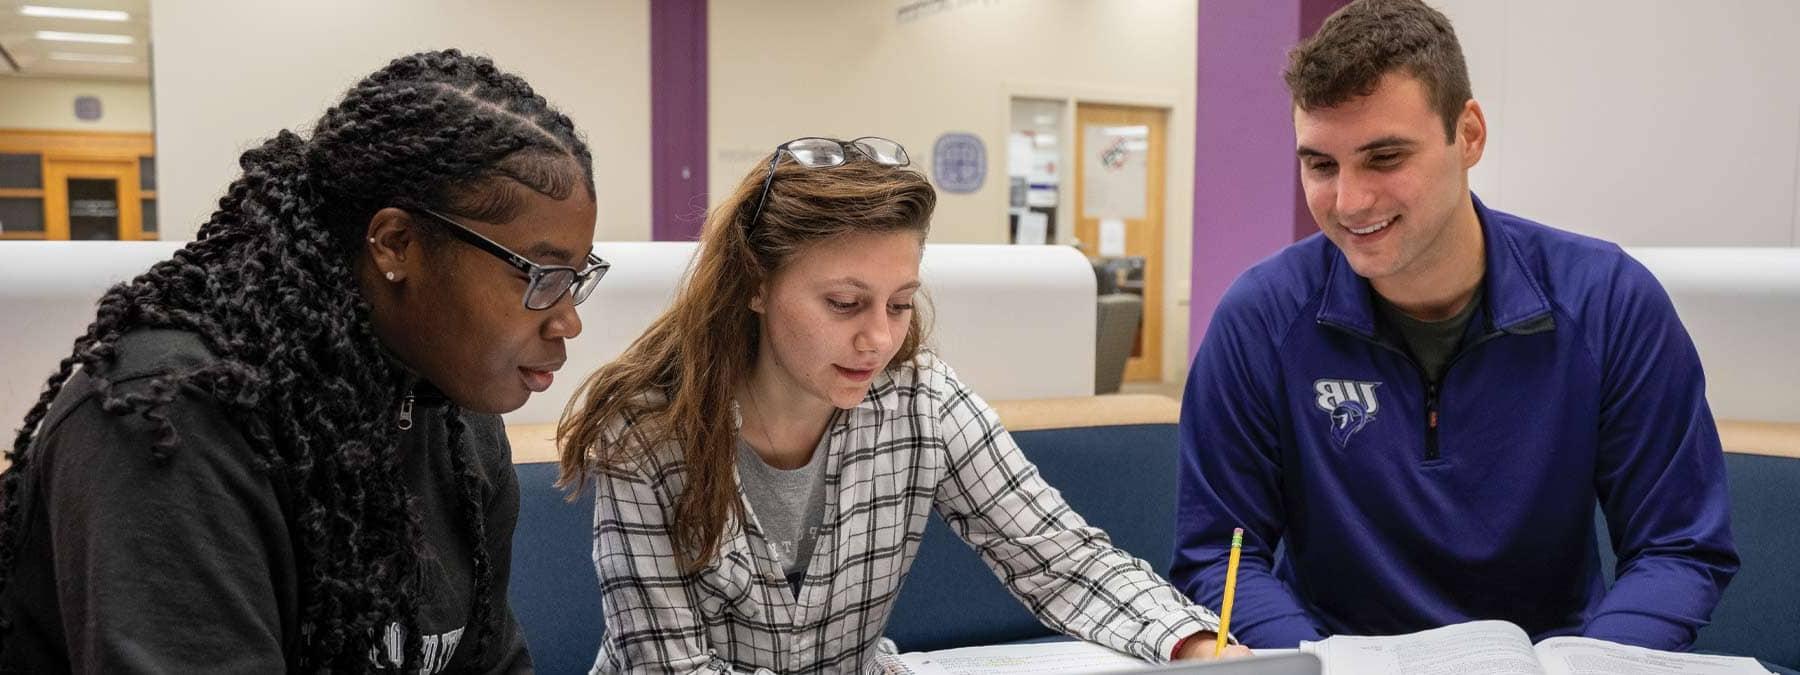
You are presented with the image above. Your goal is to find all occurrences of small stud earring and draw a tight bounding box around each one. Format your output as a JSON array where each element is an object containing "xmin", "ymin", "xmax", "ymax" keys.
[
  {"xmin": 368, "ymin": 237, "xmax": 376, "ymax": 244},
  {"xmin": 385, "ymin": 271, "xmax": 397, "ymax": 281}
]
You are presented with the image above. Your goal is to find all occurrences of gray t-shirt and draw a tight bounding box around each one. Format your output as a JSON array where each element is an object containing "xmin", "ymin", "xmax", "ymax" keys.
[
  {"xmin": 735, "ymin": 432, "xmax": 832, "ymax": 595},
  {"xmin": 1376, "ymin": 288, "xmax": 1483, "ymax": 383}
]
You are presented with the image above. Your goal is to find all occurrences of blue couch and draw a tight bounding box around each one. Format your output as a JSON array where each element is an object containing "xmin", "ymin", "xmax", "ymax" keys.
[
  {"xmin": 883, "ymin": 420, "xmax": 1182, "ymax": 650},
  {"xmin": 1597, "ymin": 450, "xmax": 1800, "ymax": 668},
  {"xmin": 507, "ymin": 408, "xmax": 1800, "ymax": 673},
  {"xmin": 1703, "ymin": 451, "xmax": 1800, "ymax": 666}
]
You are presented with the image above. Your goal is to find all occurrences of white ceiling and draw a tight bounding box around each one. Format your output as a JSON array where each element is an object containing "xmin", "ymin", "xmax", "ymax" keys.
[{"xmin": 0, "ymin": 0, "xmax": 151, "ymax": 81}]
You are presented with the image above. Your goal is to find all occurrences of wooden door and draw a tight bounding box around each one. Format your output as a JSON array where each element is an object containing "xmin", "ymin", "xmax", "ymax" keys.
[
  {"xmin": 44, "ymin": 159, "xmax": 141, "ymax": 241},
  {"xmin": 1073, "ymin": 103, "xmax": 1167, "ymax": 382}
]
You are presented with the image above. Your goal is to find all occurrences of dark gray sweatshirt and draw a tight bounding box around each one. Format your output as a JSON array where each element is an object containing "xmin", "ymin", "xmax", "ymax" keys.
[{"xmin": 0, "ymin": 330, "xmax": 532, "ymax": 674}]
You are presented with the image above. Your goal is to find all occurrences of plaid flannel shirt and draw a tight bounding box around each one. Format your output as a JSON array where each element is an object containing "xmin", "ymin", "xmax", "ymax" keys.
[{"xmin": 590, "ymin": 354, "xmax": 1221, "ymax": 674}]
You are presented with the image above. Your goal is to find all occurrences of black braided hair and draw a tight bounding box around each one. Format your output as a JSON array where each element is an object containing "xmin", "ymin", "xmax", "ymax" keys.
[{"xmin": 0, "ymin": 49, "xmax": 593, "ymax": 672}]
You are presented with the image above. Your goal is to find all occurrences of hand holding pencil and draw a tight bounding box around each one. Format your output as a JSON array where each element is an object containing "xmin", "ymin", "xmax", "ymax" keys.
[{"xmin": 1173, "ymin": 527, "xmax": 1251, "ymax": 661}]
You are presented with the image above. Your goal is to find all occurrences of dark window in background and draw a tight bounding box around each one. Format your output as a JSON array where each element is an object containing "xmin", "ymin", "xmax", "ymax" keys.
[
  {"xmin": 141, "ymin": 155, "xmax": 157, "ymax": 238},
  {"xmin": 0, "ymin": 154, "xmax": 43, "ymax": 189},
  {"xmin": 0, "ymin": 199, "xmax": 47, "ymax": 233},
  {"xmin": 142, "ymin": 198, "xmax": 157, "ymax": 235}
]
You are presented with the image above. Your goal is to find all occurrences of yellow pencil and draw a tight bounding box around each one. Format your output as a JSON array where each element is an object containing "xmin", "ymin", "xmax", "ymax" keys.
[{"xmin": 1213, "ymin": 527, "xmax": 1243, "ymax": 657}]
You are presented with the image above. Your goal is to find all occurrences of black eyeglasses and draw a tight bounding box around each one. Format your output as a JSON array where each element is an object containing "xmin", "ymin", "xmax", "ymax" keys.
[
  {"xmin": 412, "ymin": 207, "xmax": 609, "ymax": 311},
  {"xmin": 744, "ymin": 136, "xmax": 911, "ymax": 232}
]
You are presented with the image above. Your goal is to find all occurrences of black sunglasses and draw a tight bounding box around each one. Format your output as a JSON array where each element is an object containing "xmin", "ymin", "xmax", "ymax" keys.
[
  {"xmin": 744, "ymin": 136, "xmax": 911, "ymax": 233},
  {"xmin": 412, "ymin": 208, "xmax": 609, "ymax": 311}
]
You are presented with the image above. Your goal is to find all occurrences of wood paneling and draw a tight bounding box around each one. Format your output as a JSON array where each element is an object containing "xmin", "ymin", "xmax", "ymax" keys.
[{"xmin": 0, "ymin": 130, "xmax": 155, "ymax": 241}]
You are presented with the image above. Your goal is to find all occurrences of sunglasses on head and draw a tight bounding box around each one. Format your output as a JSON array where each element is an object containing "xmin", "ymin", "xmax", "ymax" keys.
[{"xmin": 744, "ymin": 136, "xmax": 911, "ymax": 233}]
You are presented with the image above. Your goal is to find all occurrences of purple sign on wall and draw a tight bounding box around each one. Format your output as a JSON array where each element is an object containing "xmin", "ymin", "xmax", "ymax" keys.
[
  {"xmin": 74, "ymin": 96, "xmax": 102, "ymax": 122},
  {"xmin": 932, "ymin": 132, "xmax": 986, "ymax": 194}
]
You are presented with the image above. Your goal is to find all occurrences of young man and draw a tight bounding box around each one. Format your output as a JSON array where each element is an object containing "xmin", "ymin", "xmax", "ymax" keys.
[{"xmin": 1171, "ymin": 0, "xmax": 1737, "ymax": 651}]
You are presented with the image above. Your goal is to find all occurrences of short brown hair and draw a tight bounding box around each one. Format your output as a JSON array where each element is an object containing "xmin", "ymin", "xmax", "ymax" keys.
[{"xmin": 1284, "ymin": 0, "xmax": 1472, "ymax": 141}]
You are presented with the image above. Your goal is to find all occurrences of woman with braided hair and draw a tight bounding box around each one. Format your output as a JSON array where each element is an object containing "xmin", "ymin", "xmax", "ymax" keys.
[{"xmin": 0, "ymin": 49, "xmax": 602, "ymax": 673}]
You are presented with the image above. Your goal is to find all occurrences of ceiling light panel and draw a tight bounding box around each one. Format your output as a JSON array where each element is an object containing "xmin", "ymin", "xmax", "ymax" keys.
[
  {"xmin": 21, "ymin": 5, "xmax": 131, "ymax": 21},
  {"xmin": 34, "ymin": 30, "xmax": 135, "ymax": 44}
]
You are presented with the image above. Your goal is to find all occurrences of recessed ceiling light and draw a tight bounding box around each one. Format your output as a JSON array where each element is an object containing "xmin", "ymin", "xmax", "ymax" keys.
[
  {"xmin": 34, "ymin": 30, "xmax": 133, "ymax": 44},
  {"xmin": 49, "ymin": 51, "xmax": 137, "ymax": 64},
  {"xmin": 21, "ymin": 5, "xmax": 130, "ymax": 22}
]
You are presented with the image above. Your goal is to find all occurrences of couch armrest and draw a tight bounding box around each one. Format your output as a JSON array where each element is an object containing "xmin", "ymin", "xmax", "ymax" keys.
[
  {"xmin": 504, "ymin": 395, "xmax": 1183, "ymax": 465},
  {"xmin": 990, "ymin": 395, "xmax": 1179, "ymax": 431},
  {"xmin": 1718, "ymin": 420, "xmax": 1800, "ymax": 459}
]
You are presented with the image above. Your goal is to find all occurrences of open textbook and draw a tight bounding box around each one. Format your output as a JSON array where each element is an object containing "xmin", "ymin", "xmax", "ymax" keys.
[{"xmin": 1301, "ymin": 620, "xmax": 1772, "ymax": 675}]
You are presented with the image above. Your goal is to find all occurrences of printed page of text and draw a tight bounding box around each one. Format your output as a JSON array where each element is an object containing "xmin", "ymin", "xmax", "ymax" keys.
[
  {"xmin": 1302, "ymin": 620, "xmax": 1547, "ymax": 675},
  {"xmin": 1536, "ymin": 637, "xmax": 1770, "ymax": 675}
]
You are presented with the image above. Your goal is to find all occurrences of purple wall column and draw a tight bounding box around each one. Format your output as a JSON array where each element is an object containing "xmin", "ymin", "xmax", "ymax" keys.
[
  {"xmin": 1188, "ymin": 0, "xmax": 1350, "ymax": 360},
  {"xmin": 651, "ymin": 0, "xmax": 708, "ymax": 241}
]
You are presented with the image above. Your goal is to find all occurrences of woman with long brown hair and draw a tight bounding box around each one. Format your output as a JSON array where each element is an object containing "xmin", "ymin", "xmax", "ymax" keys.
[{"xmin": 559, "ymin": 137, "xmax": 1247, "ymax": 673}]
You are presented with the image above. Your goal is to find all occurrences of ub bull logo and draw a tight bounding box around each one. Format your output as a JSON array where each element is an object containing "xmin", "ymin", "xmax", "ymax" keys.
[{"xmin": 1314, "ymin": 379, "xmax": 1381, "ymax": 447}]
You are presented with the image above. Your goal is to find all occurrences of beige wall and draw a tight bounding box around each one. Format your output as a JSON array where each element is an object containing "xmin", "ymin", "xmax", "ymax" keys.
[
  {"xmin": 144, "ymin": 0, "xmax": 1199, "ymax": 380},
  {"xmin": 0, "ymin": 78, "xmax": 153, "ymax": 132},
  {"xmin": 148, "ymin": 0, "xmax": 650, "ymax": 242},
  {"xmin": 709, "ymin": 0, "xmax": 1199, "ymax": 383},
  {"xmin": 1437, "ymin": 0, "xmax": 1800, "ymax": 247}
]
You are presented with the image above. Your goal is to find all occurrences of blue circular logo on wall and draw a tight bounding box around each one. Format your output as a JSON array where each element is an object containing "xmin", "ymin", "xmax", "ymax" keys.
[{"xmin": 932, "ymin": 132, "xmax": 986, "ymax": 194}]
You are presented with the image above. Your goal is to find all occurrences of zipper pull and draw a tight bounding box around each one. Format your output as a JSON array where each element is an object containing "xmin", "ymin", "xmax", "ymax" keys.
[
  {"xmin": 1426, "ymin": 383, "xmax": 1440, "ymax": 428},
  {"xmin": 397, "ymin": 395, "xmax": 415, "ymax": 430},
  {"xmin": 1424, "ymin": 381, "xmax": 1441, "ymax": 460}
]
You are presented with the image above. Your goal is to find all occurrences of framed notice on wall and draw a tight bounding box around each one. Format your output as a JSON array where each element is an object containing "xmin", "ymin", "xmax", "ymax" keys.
[{"xmin": 1080, "ymin": 124, "xmax": 1148, "ymax": 220}]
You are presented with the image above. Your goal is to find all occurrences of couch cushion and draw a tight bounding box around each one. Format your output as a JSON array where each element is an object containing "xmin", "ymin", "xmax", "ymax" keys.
[
  {"xmin": 1591, "ymin": 451, "xmax": 1799, "ymax": 669},
  {"xmin": 510, "ymin": 462, "xmax": 604, "ymax": 675},
  {"xmin": 884, "ymin": 422, "xmax": 1182, "ymax": 651},
  {"xmin": 1694, "ymin": 452, "xmax": 1800, "ymax": 668}
]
